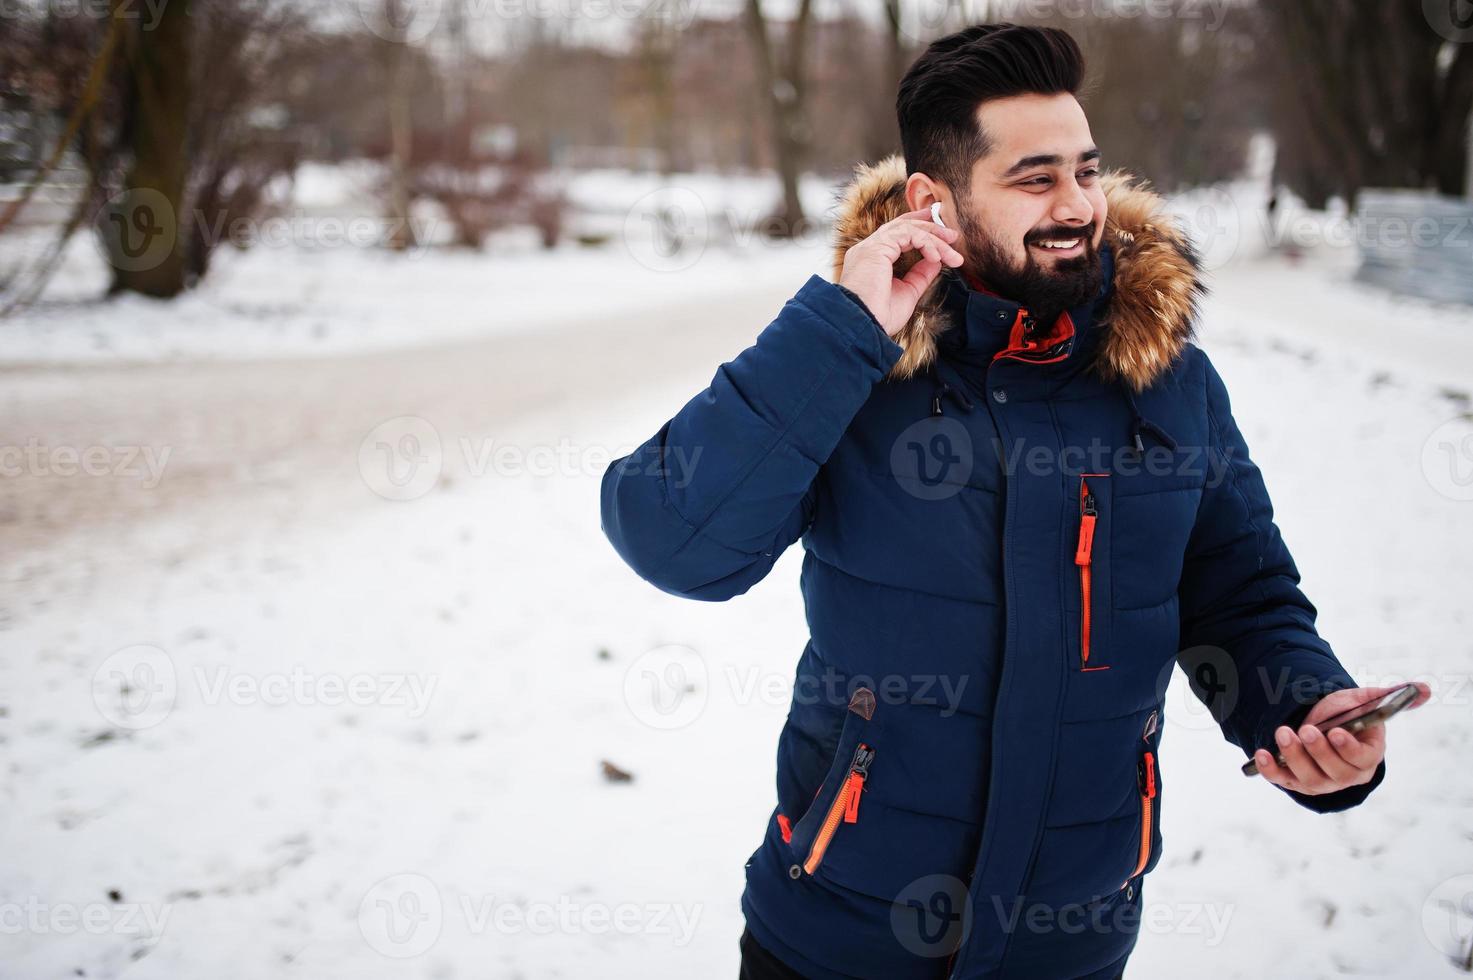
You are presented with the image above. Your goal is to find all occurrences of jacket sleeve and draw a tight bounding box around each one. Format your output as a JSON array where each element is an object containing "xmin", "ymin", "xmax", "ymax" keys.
[
  {"xmin": 599, "ymin": 275, "xmax": 904, "ymax": 601},
  {"xmin": 1177, "ymin": 350, "xmax": 1385, "ymax": 813}
]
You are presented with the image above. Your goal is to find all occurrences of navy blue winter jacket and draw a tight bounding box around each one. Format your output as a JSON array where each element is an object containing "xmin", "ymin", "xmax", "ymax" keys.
[{"xmin": 600, "ymin": 156, "xmax": 1386, "ymax": 979}]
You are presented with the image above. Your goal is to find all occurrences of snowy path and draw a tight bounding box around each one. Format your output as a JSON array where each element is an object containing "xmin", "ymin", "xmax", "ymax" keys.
[
  {"xmin": 1, "ymin": 247, "xmax": 1471, "ymax": 979},
  {"xmin": 0, "ymin": 276, "xmax": 802, "ymax": 607}
]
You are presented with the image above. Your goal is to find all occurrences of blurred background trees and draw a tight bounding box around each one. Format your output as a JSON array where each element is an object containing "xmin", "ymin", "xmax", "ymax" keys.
[
  {"xmin": 1, "ymin": 0, "xmax": 1469, "ymax": 303},
  {"xmin": 1258, "ymin": 0, "xmax": 1473, "ymax": 208}
]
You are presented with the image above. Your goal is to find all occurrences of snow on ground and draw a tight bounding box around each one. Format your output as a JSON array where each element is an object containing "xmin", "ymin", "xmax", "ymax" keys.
[{"xmin": 0, "ymin": 168, "xmax": 1470, "ymax": 978}]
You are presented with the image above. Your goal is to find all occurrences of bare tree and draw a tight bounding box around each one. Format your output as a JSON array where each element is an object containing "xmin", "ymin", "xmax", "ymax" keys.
[
  {"xmin": 744, "ymin": 0, "xmax": 815, "ymax": 236},
  {"xmin": 186, "ymin": 0, "xmax": 312, "ymax": 281},
  {"xmin": 1259, "ymin": 0, "xmax": 1473, "ymax": 205},
  {"xmin": 106, "ymin": 0, "xmax": 192, "ymax": 297},
  {"xmin": 381, "ymin": 0, "xmax": 417, "ymax": 250}
]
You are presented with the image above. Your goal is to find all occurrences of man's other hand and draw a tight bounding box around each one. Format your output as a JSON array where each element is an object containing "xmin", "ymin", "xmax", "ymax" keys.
[{"xmin": 1252, "ymin": 682, "xmax": 1432, "ymax": 795}]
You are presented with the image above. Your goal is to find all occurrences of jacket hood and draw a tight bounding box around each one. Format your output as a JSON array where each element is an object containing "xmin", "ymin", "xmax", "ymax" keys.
[{"xmin": 829, "ymin": 154, "xmax": 1207, "ymax": 392}]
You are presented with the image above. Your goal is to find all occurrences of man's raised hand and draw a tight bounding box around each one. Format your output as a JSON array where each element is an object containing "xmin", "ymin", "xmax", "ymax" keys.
[{"xmin": 838, "ymin": 207, "xmax": 965, "ymax": 338}]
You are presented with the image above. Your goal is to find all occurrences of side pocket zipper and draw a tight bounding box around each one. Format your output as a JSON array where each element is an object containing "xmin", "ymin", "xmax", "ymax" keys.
[
  {"xmin": 1125, "ymin": 710, "xmax": 1159, "ymax": 885},
  {"xmin": 801, "ymin": 742, "xmax": 875, "ymax": 875},
  {"xmin": 1075, "ymin": 478, "xmax": 1105, "ymax": 671}
]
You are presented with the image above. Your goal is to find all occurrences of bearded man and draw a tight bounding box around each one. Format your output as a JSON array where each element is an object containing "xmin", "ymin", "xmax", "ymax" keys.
[{"xmin": 601, "ymin": 22, "xmax": 1425, "ymax": 980}]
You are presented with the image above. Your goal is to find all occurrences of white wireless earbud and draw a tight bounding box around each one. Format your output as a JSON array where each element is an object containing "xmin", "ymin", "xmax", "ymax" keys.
[{"xmin": 930, "ymin": 201, "xmax": 947, "ymax": 229}]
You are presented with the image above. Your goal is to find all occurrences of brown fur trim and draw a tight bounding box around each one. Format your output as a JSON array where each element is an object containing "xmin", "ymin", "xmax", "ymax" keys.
[{"xmin": 829, "ymin": 155, "xmax": 1207, "ymax": 391}]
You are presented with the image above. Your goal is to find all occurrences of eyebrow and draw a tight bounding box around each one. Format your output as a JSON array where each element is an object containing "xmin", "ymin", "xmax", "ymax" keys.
[{"xmin": 1000, "ymin": 148, "xmax": 1101, "ymax": 179}]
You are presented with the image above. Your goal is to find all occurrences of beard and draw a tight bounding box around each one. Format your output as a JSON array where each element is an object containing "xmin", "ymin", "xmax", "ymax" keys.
[{"xmin": 955, "ymin": 206, "xmax": 1104, "ymax": 328}]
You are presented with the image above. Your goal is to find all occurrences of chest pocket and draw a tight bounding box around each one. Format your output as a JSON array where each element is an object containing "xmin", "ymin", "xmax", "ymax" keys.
[
  {"xmin": 1110, "ymin": 479, "xmax": 1201, "ymax": 612},
  {"xmin": 1062, "ymin": 462, "xmax": 1203, "ymax": 703}
]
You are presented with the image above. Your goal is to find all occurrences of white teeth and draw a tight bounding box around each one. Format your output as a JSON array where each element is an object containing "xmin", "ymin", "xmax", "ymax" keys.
[{"xmin": 1036, "ymin": 239, "xmax": 1081, "ymax": 249}]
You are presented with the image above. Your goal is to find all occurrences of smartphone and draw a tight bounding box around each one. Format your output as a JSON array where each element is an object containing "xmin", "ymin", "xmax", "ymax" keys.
[{"xmin": 1240, "ymin": 682, "xmax": 1420, "ymax": 776}]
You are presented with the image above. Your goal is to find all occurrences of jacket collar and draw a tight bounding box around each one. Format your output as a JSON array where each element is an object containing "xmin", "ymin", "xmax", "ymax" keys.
[
  {"xmin": 933, "ymin": 238, "xmax": 1116, "ymax": 367},
  {"xmin": 829, "ymin": 154, "xmax": 1207, "ymax": 392}
]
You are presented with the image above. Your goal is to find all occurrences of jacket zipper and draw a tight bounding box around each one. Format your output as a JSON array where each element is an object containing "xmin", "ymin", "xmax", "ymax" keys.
[
  {"xmin": 801, "ymin": 742, "xmax": 875, "ymax": 875},
  {"xmin": 1125, "ymin": 710, "xmax": 1159, "ymax": 886},
  {"xmin": 1075, "ymin": 479, "xmax": 1101, "ymax": 670}
]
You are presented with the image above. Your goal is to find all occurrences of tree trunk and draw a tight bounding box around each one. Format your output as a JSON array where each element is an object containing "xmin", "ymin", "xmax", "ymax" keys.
[
  {"xmin": 384, "ymin": 0, "xmax": 416, "ymax": 251},
  {"xmin": 108, "ymin": 0, "xmax": 191, "ymax": 297},
  {"xmin": 1261, "ymin": 1, "xmax": 1468, "ymax": 204},
  {"xmin": 744, "ymin": 0, "xmax": 812, "ymax": 238},
  {"xmin": 1429, "ymin": 44, "xmax": 1473, "ymax": 198}
]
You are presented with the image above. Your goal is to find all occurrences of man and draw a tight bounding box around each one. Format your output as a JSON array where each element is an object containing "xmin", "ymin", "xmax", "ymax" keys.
[{"xmin": 600, "ymin": 23, "xmax": 1428, "ymax": 980}]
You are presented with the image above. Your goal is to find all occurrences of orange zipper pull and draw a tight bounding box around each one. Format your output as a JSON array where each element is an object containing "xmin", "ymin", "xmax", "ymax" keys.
[
  {"xmin": 1075, "ymin": 485, "xmax": 1097, "ymax": 565},
  {"xmin": 1138, "ymin": 751, "xmax": 1157, "ymax": 799},
  {"xmin": 843, "ymin": 771, "xmax": 865, "ymax": 823},
  {"xmin": 844, "ymin": 743, "xmax": 874, "ymax": 823}
]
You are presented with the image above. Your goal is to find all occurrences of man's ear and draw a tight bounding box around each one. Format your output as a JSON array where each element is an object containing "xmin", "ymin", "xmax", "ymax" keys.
[{"xmin": 905, "ymin": 172, "xmax": 947, "ymax": 218}]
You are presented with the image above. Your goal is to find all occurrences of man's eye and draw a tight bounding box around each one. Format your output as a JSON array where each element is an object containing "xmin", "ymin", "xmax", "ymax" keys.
[
  {"xmin": 1022, "ymin": 176, "xmax": 1051, "ymax": 186},
  {"xmin": 1079, "ymin": 168, "xmax": 1101, "ymax": 181}
]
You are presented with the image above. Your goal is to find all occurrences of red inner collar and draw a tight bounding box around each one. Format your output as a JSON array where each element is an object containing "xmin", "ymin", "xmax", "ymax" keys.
[{"xmin": 959, "ymin": 271, "xmax": 1075, "ymax": 365}]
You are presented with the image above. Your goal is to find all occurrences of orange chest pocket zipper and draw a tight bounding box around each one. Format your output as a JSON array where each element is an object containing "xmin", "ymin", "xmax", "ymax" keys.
[
  {"xmin": 800, "ymin": 742, "xmax": 874, "ymax": 875},
  {"xmin": 1075, "ymin": 476, "xmax": 1109, "ymax": 671}
]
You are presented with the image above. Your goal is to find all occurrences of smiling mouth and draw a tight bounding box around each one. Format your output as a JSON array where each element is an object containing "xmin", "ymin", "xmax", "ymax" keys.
[{"xmin": 1030, "ymin": 238, "xmax": 1084, "ymax": 253}]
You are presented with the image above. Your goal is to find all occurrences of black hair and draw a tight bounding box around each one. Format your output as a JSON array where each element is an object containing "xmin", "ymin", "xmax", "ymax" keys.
[{"xmin": 896, "ymin": 23, "xmax": 1086, "ymax": 193}]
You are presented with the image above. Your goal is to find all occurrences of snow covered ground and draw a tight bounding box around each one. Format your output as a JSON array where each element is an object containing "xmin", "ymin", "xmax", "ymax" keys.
[{"xmin": 0, "ymin": 168, "xmax": 1471, "ymax": 979}]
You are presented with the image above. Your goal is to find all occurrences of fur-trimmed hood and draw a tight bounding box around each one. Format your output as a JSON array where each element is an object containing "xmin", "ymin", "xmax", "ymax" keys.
[{"xmin": 830, "ymin": 154, "xmax": 1207, "ymax": 392}]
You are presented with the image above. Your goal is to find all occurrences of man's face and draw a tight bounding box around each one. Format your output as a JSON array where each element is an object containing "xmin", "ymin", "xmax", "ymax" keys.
[{"xmin": 952, "ymin": 92, "xmax": 1107, "ymax": 320}]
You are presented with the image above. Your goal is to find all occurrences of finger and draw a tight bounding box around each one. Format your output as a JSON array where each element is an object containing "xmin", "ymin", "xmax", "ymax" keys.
[
  {"xmin": 1324, "ymin": 726, "xmax": 1382, "ymax": 770},
  {"xmin": 1252, "ymin": 748, "xmax": 1305, "ymax": 793},
  {"xmin": 1297, "ymin": 724, "xmax": 1363, "ymax": 784},
  {"xmin": 888, "ymin": 225, "xmax": 965, "ymax": 266},
  {"xmin": 1351, "ymin": 682, "xmax": 1426, "ymax": 706},
  {"xmin": 899, "ymin": 256, "xmax": 942, "ymax": 296},
  {"xmin": 891, "ymin": 209, "xmax": 962, "ymax": 239},
  {"xmin": 897, "ymin": 217, "xmax": 963, "ymax": 246},
  {"xmin": 1274, "ymin": 726, "xmax": 1334, "ymax": 791}
]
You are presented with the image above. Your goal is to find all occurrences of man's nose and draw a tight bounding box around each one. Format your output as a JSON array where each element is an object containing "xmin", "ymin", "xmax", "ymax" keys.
[{"xmin": 1051, "ymin": 180, "xmax": 1094, "ymax": 226}]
